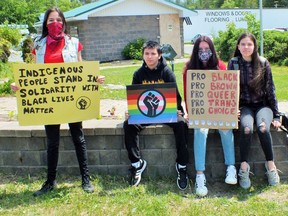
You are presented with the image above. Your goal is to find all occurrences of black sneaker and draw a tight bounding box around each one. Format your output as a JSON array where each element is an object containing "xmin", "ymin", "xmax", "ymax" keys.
[
  {"xmin": 82, "ymin": 177, "xmax": 94, "ymax": 193},
  {"xmin": 33, "ymin": 181, "xmax": 56, "ymax": 197},
  {"xmin": 129, "ymin": 159, "xmax": 147, "ymax": 186},
  {"xmin": 176, "ymin": 163, "xmax": 188, "ymax": 190}
]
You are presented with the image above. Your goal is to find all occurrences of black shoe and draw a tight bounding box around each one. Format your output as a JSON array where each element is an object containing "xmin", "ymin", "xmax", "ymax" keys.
[
  {"xmin": 176, "ymin": 163, "xmax": 188, "ymax": 190},
  {"xmin": 82, "ymin": 176, "xmax": 94, "ymax": 193},
  {"xmin": 33, "ymin": 181, "xmax": 56, "ymax": 197},
  {"xmin": 129, "ymin": 159, "xmax": 147, "ymax": 186}
]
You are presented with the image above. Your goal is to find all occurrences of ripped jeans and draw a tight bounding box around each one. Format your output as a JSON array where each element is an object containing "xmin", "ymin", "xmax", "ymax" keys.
[
  {"xmin": 239, "ymin": 106, "xmax": 274, "ymax": 162},
  {"xmin": 194, "ymin": 128, "xmax": 235, "ymax": 171}
]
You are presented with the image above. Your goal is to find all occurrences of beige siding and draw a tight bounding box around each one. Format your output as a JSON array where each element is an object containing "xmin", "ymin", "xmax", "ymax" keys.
[
  {"xmin": 159, "ymin": 14, "xmax": 181, "ymax": 58},
  {"xmin": 92, "ymin": 0, "xmax": 179, "ymax": 17}
]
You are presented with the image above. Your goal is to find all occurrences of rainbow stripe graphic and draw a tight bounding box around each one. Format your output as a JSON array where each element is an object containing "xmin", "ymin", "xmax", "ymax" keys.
[{"xmin": 126, "ymin": 83, "xmax": 177, "ymax": 124}]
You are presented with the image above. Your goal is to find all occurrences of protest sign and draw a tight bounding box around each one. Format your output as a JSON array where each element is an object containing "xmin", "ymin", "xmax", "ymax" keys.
[
  {"xmin": 186, "ymin": 70, "xmax": 239, "ymax": 129},
  {"xmin": 13, "ymin": 61, "xmax": 100, "ymax": 126},
  {"xmin": 126, "ymin": 83, "xmax": 177, "ymax": 124}
]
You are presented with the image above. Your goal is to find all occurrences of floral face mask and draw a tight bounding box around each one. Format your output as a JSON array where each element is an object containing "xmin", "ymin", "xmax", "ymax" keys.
[{"xmin": 198, "ymin": 49, "xmax": 212, "ymax": 62}]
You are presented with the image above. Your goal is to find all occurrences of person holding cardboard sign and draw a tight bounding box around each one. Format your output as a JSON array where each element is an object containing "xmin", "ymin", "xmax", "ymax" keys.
[
  {"xmin": 183, "ymin": 36, "xmax": 237, "ymax": 197},
  {"xmin": 228, "ymin": 32, "xmax": 281, "ymax": 189},
  {"xmin": 124, "ymin": 40, "xmax": 189, "ymax": 190},
  {"xmin": 11, "ymin": 7, "xmax": 105, "ymax": 197}
]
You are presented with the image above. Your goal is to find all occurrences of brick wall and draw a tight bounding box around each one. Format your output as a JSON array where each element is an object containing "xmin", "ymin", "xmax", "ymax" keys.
[
  {"xmin": 69, "ymin": 16, "xmax": 160, "ymax": 62},
  {"xmin": 0, "ymin": 121, "xmax": 287, "ymax": 181}
]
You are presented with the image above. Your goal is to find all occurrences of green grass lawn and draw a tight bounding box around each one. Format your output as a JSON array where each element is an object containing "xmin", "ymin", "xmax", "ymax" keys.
[
  {"xmin": 100, "ymin": 62, "xmax": 288, "ymax": 102},
  {"xmin": 0, "ymin": 173, "xmax": 287, "ymax": 215},
  {"xmin": 271, "ymin": 65, "xmax": 288, "ymax": 101},
  {"xmin": 1, "ymin": 62, "xmax": 288, "ymax": 215}
]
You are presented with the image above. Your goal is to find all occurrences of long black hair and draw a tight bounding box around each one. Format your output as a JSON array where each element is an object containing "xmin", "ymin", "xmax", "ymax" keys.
[{"xmin": 186, "ymin": 36, "xmax": 219, "ymax": 70}]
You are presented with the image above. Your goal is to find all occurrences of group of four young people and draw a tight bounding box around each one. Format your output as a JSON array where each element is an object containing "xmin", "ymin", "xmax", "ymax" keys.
[
  {"xmin": 12, "ymin": 7, "xmax": 281, "ymax": 197},
  {"xmin": 125, "ymin": 34, "xmax": 281, "ymax": 197}
]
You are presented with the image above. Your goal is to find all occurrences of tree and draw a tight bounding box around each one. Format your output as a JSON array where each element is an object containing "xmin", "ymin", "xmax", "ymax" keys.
[
  {"xmin": 0, "ymin": 21, "xmax": 22, "ymax": 62},
  {"xmin": 0, "ymin": 0, "xmax": 82, "ymax": 33},
  {"xmin": 0, "ymin": 0, "xmax": 47, "ymax": 33},
  {"xmin": 264, "ymin": 0, "xmax": 288, "ymax": 7},
  {"xmin": 167, "ymin": 0, "xmax": 288, "ymax": 8}
]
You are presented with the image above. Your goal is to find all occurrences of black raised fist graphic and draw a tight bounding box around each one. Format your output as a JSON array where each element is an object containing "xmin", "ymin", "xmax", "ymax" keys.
[{"xmin": 143, "ymin": 92, "xmax": 160, "ymax": 117}]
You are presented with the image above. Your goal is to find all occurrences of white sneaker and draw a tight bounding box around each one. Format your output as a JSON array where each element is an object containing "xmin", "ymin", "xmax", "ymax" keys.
[
  {"xmin": 225, "ymin": 165, "xmax": 237, "ymax": 185},
  {"xmin": 195, "ymin": 174, "xmax": 208, "ymax": 197}
]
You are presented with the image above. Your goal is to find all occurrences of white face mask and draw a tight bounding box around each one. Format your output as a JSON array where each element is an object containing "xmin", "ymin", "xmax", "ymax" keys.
[{"xmin": 198, "ymin": 49, "xmax": 212, "ymax": 62}]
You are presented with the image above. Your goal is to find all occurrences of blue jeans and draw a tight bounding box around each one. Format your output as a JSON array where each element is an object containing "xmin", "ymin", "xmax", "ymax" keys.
[
  {"xmin": 194, "ymin": 128, "xmax": 235, "ymax": 171},
  {"xmin": 239, "ymin": 106, "xmax": 274, "ymax": 162}
]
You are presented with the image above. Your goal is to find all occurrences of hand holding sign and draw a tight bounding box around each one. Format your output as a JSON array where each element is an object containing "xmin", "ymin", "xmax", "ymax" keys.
[
  {"xmin": 126, "ymin": 83, "xmax": 177, "ymax": 124},
  {"xmin": 13, "ymin": 61, "xmax": 102, "ymax": 126},
  {"xmin": 186, "ymin": 70, "xmax": 239, "ymax": 129}
]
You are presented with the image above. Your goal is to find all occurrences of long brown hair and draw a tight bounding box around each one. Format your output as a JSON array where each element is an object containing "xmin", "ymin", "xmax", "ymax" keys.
[
  {"xmin": 186, "ymin": 36, "xmax": 219, "ymax": 70},
  {"xmin": 233, "ymin": 32, "xmax": 265, "ymax": 93}
]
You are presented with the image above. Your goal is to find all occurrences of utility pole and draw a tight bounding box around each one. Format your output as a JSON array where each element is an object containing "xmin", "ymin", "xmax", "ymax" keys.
[{"xmin": 259, "ymin": 0, "xmax": 263, "ymax": 56}]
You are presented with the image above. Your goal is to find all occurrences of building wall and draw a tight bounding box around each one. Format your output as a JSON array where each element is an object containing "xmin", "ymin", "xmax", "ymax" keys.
[
  {"xmin": 184, "ymin": 8, "xmax": 288, "ymax": 41},
  {"xmin": 68, "ymin": 14, "xmax": 185, "ymax": 62},
  {"xmin": 72, "ymin": 15, "xmax": 160, "ymax": 62},
  {"xmin": 159, "ymin": 14, "xmax": 181, "ymax": 58}
]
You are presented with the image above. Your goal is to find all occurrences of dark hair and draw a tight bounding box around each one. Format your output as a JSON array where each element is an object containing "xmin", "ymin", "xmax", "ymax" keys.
[
  {"xmin": 233, "ymin": 32, "xmax": 264, "ymax": 93},
  {"xmin": 233, "ymin": 32, "xmax": 259, "ymax": 62},
  {"xmin": 142, "ymin": 40, "xmax": 162, "ymax": 55},
  {"xmin": 186, "ymin": 36, "xmax": 219, "ymax": 70},
  {"xmin": 39, "ymin": 7, "xmax": 67, "ymax": 40}
]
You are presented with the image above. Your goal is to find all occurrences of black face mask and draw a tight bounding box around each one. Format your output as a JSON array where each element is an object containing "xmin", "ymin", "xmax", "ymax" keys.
[{"xmin": 198, "ymin": 49, "xmax": 212, "ymax": 62}]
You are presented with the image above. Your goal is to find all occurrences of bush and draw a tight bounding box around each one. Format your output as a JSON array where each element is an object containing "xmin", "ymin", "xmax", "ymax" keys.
[
  {"xmin": 214, "ymin": 13, "xmax": 288, "ymax": 65},
  {"xmin": 0, "ymin": 62, "xmax": 14, "ymax": 95},
  {"xmin": 0, "ymin": 62, "xmax": 13, "ymax": 79},
  {"xmin": 0, "ymin": 22, "xmax": 22, "ymax": 63},
  {"xmin": 263, "ymin": 31, "xmax": 288, "ymax": 65},
  {"xmin": 0, "ymin": 40, "xmax": 11, "ymax": 63},
  {"xmin": 281, "ymin": 58, "xmax": 288, "ymax": 66},
  {"xmin": 21, "ymin": 36, "xmax": 34, "ymax": 63},
  {"xmin": 214, "ymin": 22, "xmax": 243, "ymax": 62},
  {"xmin": 0, "ymin": 22, "xmax": 22, "ymax": 47},
  {"xmin": 122, "ymin": 38, "xmax": 145, "ymax": 60},
  {"xmin": 0, "ymin": 79, "xmax": 13, "ymax": 95}
]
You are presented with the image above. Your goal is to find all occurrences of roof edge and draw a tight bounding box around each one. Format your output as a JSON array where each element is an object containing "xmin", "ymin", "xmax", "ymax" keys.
[{"xmin": 64, "ymin": 0, "xmax": 118, "ymax": 19}]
